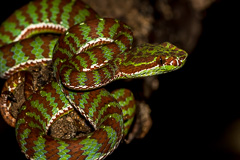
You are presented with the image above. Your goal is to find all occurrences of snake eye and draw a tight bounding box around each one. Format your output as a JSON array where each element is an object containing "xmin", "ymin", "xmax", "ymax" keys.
[
  {"xmin": 159, "ymin": 57, "xmax": 163, "ymax": 65},
  {"xmin": 157, "ymin": 56, "xmax": 165, "ymax": 66}
]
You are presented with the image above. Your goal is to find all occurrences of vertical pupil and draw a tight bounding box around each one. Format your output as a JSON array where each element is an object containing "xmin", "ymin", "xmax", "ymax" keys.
[{"xmin": 159, "ymin": 57, "xmax": 163, "ymax": 65}]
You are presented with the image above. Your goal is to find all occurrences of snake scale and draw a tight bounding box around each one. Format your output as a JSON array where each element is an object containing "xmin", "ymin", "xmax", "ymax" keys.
[{"xmin": 0, "ymin": 0, "xmax": 188, "ymax": 159}]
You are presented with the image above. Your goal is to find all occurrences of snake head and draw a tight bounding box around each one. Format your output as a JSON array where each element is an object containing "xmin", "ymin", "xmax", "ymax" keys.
[
  {"xmin": 155, "ymin": 42, "xmax": 188, "ymax": 72},
  {"xmin": 119, "ymin": 42, "xmax": 188, "ymax": 78}
]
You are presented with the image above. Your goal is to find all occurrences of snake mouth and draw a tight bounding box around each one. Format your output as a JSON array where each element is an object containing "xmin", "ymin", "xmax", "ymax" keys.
[
  {"xmin": 14, "ymin": 23, "xmax": 67, "ymax": 42},
  {"xmin": 168, "ymin": 58, "xmax": 183, "ymax": 66},
  {"xmin": 166, "ymin": 54, "xmax": 188, "ymax": 67},
  {"xmin": 157, "ymin": 56, "xmax": 185, "ymax": 67}
]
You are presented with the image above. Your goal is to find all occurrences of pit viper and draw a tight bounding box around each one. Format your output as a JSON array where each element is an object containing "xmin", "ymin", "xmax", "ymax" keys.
[{"xmin": 0, "ymin": 0, "xmax": 188, "ymax": 159}]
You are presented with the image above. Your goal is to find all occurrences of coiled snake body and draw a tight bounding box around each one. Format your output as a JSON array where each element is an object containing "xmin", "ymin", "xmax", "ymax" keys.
[{"xmin": 0, "ymin": 0, "xmax": 188, "ymax": 159}]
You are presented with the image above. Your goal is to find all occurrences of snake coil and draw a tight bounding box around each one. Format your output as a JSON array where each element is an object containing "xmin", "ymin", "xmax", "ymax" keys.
[{"xmin": 0, "ymin": 0, "xmax": 188, "ymax": 159}]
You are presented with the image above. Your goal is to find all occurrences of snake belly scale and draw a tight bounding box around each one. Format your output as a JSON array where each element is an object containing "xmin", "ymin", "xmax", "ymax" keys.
[{"xmin": 0, "ymin": 0, "xmax": 188, "ymax": 159}]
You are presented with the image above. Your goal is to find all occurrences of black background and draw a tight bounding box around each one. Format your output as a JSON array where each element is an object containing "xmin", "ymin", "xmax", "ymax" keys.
[{"xmin": 0, "ymin": 0, "xmax": 239, "ymax": 159}]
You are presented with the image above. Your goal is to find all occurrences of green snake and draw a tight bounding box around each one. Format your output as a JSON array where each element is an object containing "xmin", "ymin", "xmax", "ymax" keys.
[{"xmin": 0, "ymin": 0, "xmax": 188, "ymax": 159}]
